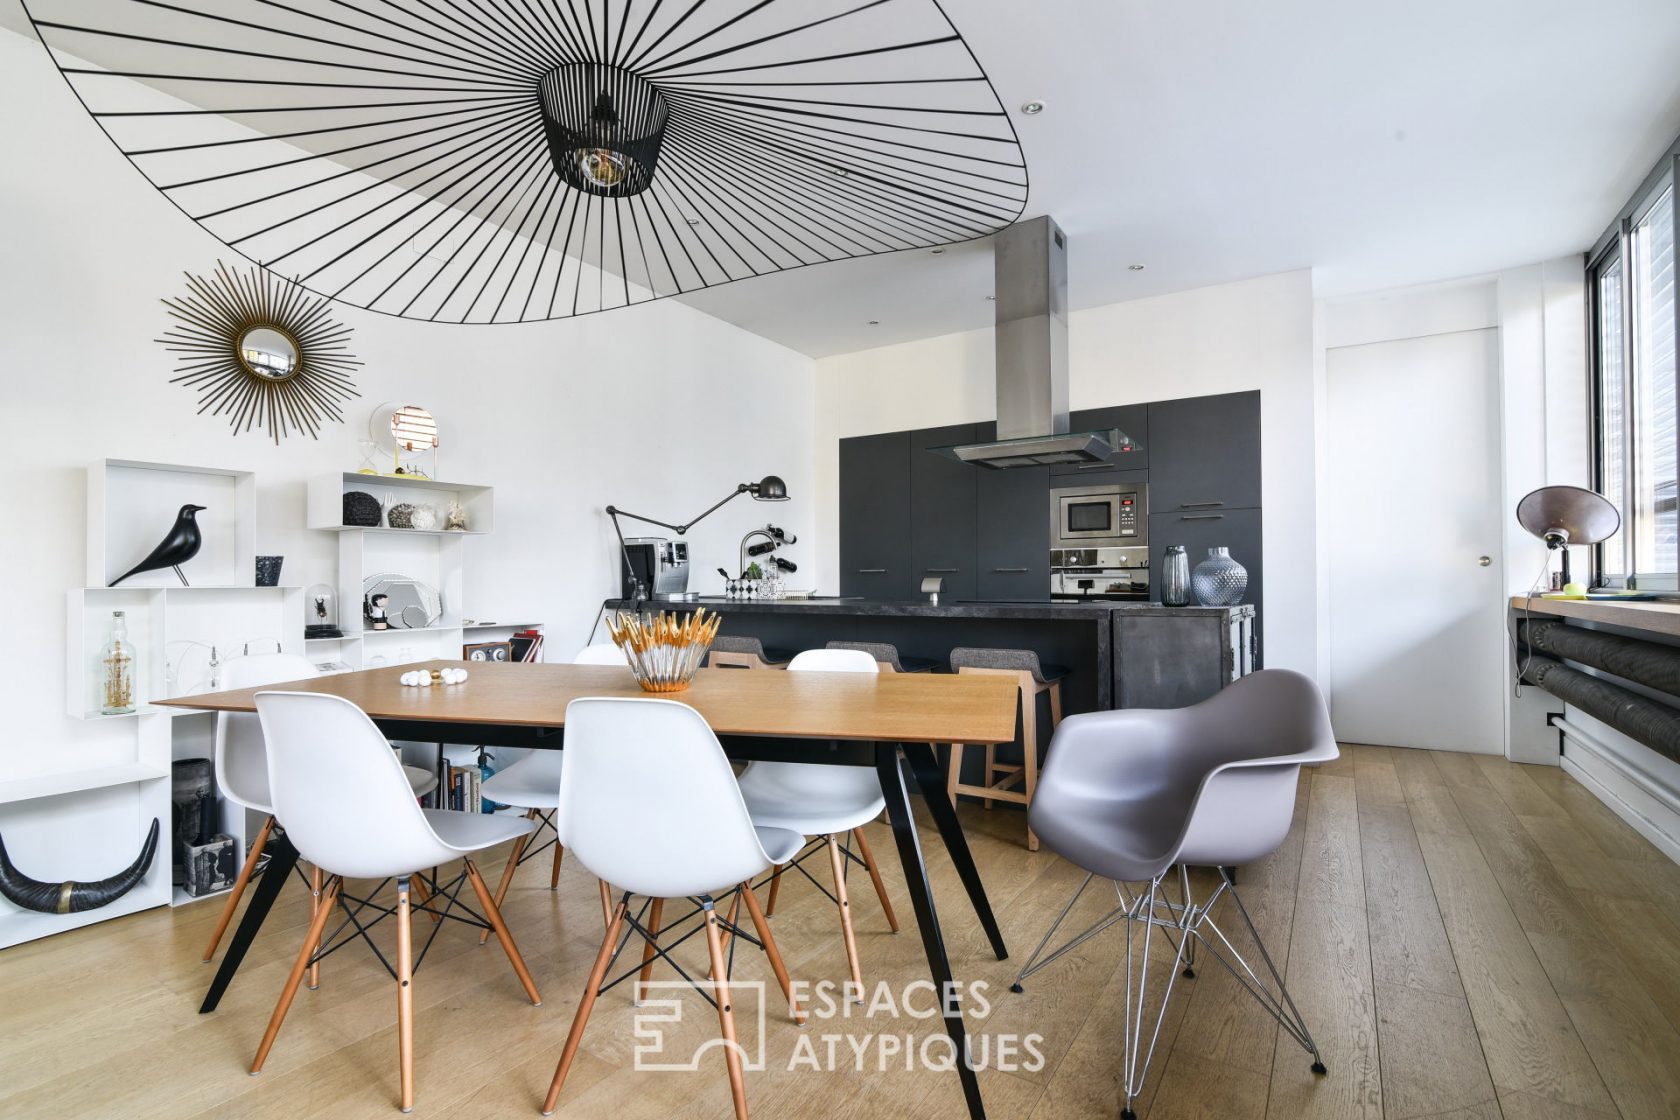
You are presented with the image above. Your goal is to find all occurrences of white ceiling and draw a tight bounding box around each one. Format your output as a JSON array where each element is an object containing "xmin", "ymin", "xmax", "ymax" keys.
[{"xmin": 8, "ymin": 0, "xmax": 1680, "ymax": 356}]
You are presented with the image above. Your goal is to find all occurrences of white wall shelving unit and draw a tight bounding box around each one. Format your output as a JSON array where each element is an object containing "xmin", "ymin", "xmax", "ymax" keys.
[
  {"xmin": 3, "ymin": 460, "xmax": 303, "ymax": 948},
  {"xmin": 305, "ymin": 473, "xmax": 539, "ymax": 669}
]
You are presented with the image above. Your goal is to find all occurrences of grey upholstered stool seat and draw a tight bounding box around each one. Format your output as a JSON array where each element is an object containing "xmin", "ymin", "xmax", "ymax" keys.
[
  {"xmin": 823, "ymin": 640, "xmax": 939, "ymax": 674},
  {"xmin": 707, "ymin": 634, "xmax": 796, "ymax": 670},
  {"xmin": 1013, "ymin": 669, "xmax": 1338, "ymax": 1119},
  {"xmin": 945, "ymin": 647, "xmax": 1068, "ymax": 850},
  {"xmin": 947, "ymin": 647, "xmax": 1070, "ymax": 684}
]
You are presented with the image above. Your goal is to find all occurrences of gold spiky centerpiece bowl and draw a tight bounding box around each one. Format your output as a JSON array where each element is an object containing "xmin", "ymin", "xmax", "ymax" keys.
[{"xmin": 606, "ymin": 608, "xmax": 722, "ymax": 693}]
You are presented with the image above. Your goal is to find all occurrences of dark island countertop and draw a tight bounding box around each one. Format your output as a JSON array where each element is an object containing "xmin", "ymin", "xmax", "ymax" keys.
[{"xmin": 606, "ymin": 596, "xmax": 1251, "ymax": 621}]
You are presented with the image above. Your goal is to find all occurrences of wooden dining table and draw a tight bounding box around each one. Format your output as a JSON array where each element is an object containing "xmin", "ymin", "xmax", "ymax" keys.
[{"xmin": 161, "ymin": 659, "xmax": 1019, "ymax": 1120}]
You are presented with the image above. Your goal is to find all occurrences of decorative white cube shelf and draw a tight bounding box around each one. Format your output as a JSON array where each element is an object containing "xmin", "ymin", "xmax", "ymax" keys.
[
  {"xmin": 88, "ymin": 459, "xmax": 257, "ymax": 588},
  {"xmin": 307, "ymin": 472, "xmax": 493, "ymax": 534}
]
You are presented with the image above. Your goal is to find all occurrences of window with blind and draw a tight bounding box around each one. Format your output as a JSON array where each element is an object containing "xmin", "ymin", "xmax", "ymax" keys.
[{"xmin": 1593, "ymin": 162, "xmax": 1679, "ymax": 588}]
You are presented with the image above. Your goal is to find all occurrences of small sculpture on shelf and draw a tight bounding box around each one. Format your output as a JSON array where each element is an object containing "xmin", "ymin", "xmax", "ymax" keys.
[
  {"xmin": 367, "ymin": 592, "xmax": 390, "ymax": 631},
  {"xmin": 305, "ymin": 584, "xmax": 342, "ymax": 639},
  {"xmin": 100, "ymin": 610, "xmax": 137, "ymax": 715},
  {"xmin": 109, "ymin": 504, "xmax": 205, "ymax": 587}
]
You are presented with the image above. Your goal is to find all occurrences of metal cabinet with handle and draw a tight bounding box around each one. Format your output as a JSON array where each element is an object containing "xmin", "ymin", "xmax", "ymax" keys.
[
  {"xmin": 840, "ymin": 430, "xmax": 914, "ymax": 599},
  {"xmin": 910, "ymin": 423, "xmax": 980, "ymax": 601},
  {"xmin": 1146, "ymin": 391, "xmax": 1261, "ymax": 513},
  {"xmin": 1148, "ymin": 506, "xmax": 1263, "ymax": 666}
]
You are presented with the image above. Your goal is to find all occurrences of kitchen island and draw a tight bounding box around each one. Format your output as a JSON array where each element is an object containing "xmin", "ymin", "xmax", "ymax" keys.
[{"xmin": 604, "ymin": 597, "xmax": 1256, "ymax": 714}]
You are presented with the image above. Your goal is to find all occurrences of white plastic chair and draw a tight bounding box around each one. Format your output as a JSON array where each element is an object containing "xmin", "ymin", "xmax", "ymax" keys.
[
  {"xmin": 200, "ymin": 653, "xmax": 438, "ymax": 968},
  {"xmin": 1012, "ymin": 669, "xmax": 1339, "ymax": 1120},
  {"xmin": 734, "ymin": 648, "xmax": 899, "ymax": 995},
  {"xmin": 472, "ymin": 644, "xmax": 627, "ymax": 941},
  {"xmin": 251, "ymin": 691, "xmax": 541, "ymax": 1114},
  {"xmin": 542, "ymin": 697, "xmax": 807, "ymax": 1120}
]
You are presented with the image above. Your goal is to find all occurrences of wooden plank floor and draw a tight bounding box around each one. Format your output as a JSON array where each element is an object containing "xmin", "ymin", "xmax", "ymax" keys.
[{"xmin": 2, "ymin": 746, "xmax": 1678, "ymax": 1119}]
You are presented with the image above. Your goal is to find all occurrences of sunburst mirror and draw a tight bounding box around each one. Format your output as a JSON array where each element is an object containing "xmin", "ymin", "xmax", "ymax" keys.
[{"xmin": 157, "ymin": 262, "xmax": 362, "ymax": 443}]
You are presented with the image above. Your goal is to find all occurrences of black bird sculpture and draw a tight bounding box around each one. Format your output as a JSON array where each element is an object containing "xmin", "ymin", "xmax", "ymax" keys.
[{"xmin": 110, "ymin": 504, "xmax": 206, "ymax": 587}]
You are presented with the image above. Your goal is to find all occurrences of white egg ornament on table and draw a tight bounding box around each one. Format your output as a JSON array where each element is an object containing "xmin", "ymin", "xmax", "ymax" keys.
[{"xmin": 399, "ymin": 668, "xmax": 469, "ymax": 687}]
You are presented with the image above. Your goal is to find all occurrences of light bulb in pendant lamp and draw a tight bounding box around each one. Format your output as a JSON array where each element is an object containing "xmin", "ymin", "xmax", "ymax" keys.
[{"xmin": 540, "ymin": 65, "xmax": 669, "ymax": 198}]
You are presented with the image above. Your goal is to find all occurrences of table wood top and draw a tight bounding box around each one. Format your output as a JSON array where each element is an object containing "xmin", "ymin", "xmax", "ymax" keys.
[{"xmin": 159, "ymin": 660, "xmax": 1021, "ymax": 744}]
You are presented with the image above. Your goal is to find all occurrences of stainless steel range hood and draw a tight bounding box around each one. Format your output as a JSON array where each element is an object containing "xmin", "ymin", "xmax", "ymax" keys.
[{"xmin": 938, "ymin": 216, "xmax": 1123, "ymax": 469}]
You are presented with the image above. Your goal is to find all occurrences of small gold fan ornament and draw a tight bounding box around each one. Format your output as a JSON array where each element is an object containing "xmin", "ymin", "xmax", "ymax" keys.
[{"xmin": 606, "ymin": 609, "xmax": 722, "ymax": 693}]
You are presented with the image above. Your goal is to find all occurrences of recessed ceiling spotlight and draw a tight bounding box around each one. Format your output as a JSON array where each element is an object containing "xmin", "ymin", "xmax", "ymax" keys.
[
  {"xmin": 985, "ymin": 295, "xmax": 996, "ymax": 301},
  {"xmin": 868, "ymin": 320, "xmax": 880, "ymax": 325},
  {"xmin": 1020, "ymin": 100, "xmax": 1046, "ymax": 116},
  {"xmin": 685, "ymin": 217, "xmax": 700, "ymax": 226},
  {"xmin": 931, "ymin": 248, "xmax": 946, "ymax": 255},
  {"xmin": 1128, "ymin": 264, "xmax": 1145, "ymax": 271}
]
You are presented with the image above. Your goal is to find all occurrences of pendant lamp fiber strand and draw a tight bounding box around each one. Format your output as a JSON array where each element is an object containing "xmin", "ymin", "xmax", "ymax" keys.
[{"xmin": 24, "ymin": 0, "xmax": 1029, "ymax": 324}]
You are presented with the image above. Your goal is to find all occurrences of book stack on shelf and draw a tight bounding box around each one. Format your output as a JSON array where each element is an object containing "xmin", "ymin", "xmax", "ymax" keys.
[{"xmin": 436, "ymin": 757, "xmax": 493, "ymax": 814}]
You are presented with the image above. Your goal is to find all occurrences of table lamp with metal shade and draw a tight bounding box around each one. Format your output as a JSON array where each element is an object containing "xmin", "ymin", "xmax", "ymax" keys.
[
  {"xmin": 1515, "ymin": 485, "xmax": 1621, "ymax": 590},
  {"xmin": 607, "ymin": 475, "xmax": 789, "ymax": 602}
]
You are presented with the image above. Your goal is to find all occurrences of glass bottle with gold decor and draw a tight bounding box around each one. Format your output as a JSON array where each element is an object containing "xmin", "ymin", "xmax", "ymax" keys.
[{"xmin": 99, "ymin": 610, "xmax": 137, "ymax": 715}]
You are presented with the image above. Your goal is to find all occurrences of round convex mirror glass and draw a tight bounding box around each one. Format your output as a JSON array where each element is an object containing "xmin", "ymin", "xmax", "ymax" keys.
[{"xmin": 238, "ymin": 327, "xmax": 299, "ymax": 380}]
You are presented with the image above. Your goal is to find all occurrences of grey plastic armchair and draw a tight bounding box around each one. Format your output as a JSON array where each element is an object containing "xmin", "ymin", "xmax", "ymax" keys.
[{"xmin": 1014, "ymin": 668, "xmax": 1338, "ymax": 1120}]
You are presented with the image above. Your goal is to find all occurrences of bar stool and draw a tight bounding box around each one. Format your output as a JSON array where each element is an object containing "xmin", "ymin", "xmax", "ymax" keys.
[
  {"xmin": 945, "ymin": 647, "xmax": 1068, "ymax": 852},
  {"xmin": 474, "ymin": 644, "xmax": 623, "ymax": 940},
  {"xmin": 824, "ymin": 639, "xmax": 940, "ymax": 674},
  {"xmin": 201, "ymin": 653, "xmax": 439, "ymax": 970},
  {"xmin": 708, "ymin": 634, "xmax": 795, "ymax": 670},
  {"xmin": 251, "ymin": 691, "xmax": 541, "ymax": 1113}
]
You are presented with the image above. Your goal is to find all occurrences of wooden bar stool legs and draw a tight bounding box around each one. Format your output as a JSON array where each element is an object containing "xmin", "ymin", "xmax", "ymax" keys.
[
  {"xmin": 946, "ymin": 668, "xmax": 1062, "ymax": 852},
  {"xmin": 202, "ymin": 814, "xmax": 274, "ymax": 962}
]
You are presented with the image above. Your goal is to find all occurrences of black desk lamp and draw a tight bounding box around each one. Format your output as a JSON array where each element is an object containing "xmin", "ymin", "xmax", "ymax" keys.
[
  {"xmin": 607, "ymin": 475, "xmax": 789, "ymax": 600},
  {"xmin": 1515, "ymin": 485, "xmax": 1620, "ymax": 588}
]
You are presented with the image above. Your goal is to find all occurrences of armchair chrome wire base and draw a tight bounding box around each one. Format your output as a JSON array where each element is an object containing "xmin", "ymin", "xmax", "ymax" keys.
[{"xmin": 1011, "ymin": 866, "xmax": 1325, "ymax": 1119}]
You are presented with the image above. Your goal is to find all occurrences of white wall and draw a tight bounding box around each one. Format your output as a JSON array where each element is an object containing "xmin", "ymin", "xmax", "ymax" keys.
[
  {"xmin": 812, "ymin": 270, "xmax": 1321, "ymax": 676},
  {"xmin": 0, "ymin": 29, "xmax": 816, "ymax": 780}
]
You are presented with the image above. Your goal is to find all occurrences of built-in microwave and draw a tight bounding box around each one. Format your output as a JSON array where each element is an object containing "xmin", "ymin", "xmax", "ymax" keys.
[{"xmin": 1050, "ymin": 483, "xmax": 1147, "ymax": 550}]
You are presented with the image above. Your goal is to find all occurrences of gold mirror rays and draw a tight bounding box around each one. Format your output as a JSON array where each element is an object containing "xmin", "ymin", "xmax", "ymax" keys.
[{"xmin": 158, "ymin": 261, "xmax": 361, "ymax": 443}]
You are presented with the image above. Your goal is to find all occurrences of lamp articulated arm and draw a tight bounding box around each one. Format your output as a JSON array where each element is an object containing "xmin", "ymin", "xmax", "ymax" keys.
[{"xmin": 605, "ymin": 475, "xmax": 788, "ymax": 601}]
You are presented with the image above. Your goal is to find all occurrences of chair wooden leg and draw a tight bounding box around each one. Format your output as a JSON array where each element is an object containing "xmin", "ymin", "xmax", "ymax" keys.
[
  {"xmin": 851, "ymin": 827, "xmax": 899, "ymax": 933},
  {"xmin": 1048, "ymin": 680, "xmax": 1063, "ymax": 728},
  {"xmin": 202, "ymin": 814, "xmax": 272, "ymax": 962},
  {"xmin": 463, "ymin": 861, "xmax": 541, "ymax": 1006},
  {"xmin": 716, "ymin": 890, "xmax": 742, "ymax": 969},
  {"xmin": 703, "ymin": 903, "xmax": 750, "ymax": 1120},
  {"xmin": 982, "ymin": 741, "xmax": 996, "ymax": 809},
  {"xmin": 946, "ymin": 743, "xmax": 963, "ymax": 805},
  {"xmin": 479, "ymin": 810, "xmax": 537, "ymax": 945},
  {"xmin": 828, "ymin": 836, "xmax": 864, "ymax": 999},
  {"xmin": 739, "ymin": 881, "xmax": 805, "ymax": 1024},
  {"xmin": 766, "ymin": 864, "xmax": 783, "ymax": 916},
  {"xmin": 395, "ymin": 878, "xmax": 415, "ymax": 1113},
  {"xmin": 637, "ymin": 897, "xmax": 665, "ymax": 1005},
  {"xmin": 1019, "ymin": 678, "xmax": 1039, "ymax": 851},
  {"xmin": 251, "ymin": 875, "xmax": 341, "ymax": 1075},
  {"xmin": 598, "ymin": 879, "xmax": 613, "ymax": 931},
  {"xmin": 550, "ymin": 832, "xmax": 565, "ymax": 890},
  {"xmin": 307, "ymin": 864, "xmax": 324, "ymax": 990},
  {"xmin": 410, "ymin": 873, "xmax": 441, "ymax": 925},
  {"xmin": 542, "ymin": 900, "xmax": 628, "ymax": 1115}
]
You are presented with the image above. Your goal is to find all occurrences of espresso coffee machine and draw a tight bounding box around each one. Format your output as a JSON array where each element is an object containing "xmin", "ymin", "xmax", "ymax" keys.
[{"xmin": 620, "ymin": 537, "xmax": 692, "ymax": 601}]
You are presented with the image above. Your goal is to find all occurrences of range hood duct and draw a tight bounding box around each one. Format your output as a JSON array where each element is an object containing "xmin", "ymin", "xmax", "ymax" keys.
[{"xmin": 946, "ymin": 215, "xmax": 1115, "ymax": 469}]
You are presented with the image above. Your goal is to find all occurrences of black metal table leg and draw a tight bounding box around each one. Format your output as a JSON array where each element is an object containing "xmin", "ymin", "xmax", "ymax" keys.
[
  {"xmin": 901, "ymin": 741, "xmax": 1009, "ymax": 962},
  {"xmin": 199, "ymin": 831, "xmax": 299, "ymax": 1013},
  {"xmin": 876, "ymin": 744, "xmax": 987, "ymax": 1120}
]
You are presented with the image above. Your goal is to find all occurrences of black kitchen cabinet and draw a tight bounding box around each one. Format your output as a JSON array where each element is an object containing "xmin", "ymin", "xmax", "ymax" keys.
[
  {"xmin": 976, "ymin": 443, "xmax": 1050, "ymax": 600},
  {"xmin": 1149, "ymin": 506, "xmax": 1263, "ymax": 666},
  {"xmin": 840, "ymin": 430, "xmax": 914, "ymax": 599},
  {"xmin": 909, "ymin": 423, "xmax": 980, "ymax": 601},
  {"xmin": 1146, "ymin": 392, "xmax": 1261, "ymax": 513},
  {"xmin": 1050, "ymin": 403, "xmax": 1149, "ymax": 476}
]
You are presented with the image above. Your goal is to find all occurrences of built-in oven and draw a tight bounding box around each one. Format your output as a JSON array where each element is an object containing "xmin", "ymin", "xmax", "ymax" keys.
[
  {"xmin": 1050, "ymin": 547, "xmax": 1151, "ymax": 601},
  {"xmin": 1050, "ymin": 482, "xmax": 1147, "ymax": 550}
]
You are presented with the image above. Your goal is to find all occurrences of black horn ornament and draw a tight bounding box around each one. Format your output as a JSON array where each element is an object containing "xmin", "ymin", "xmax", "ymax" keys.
[{"xmin": 0, "ymin": 818, "xmax": 160, "ymax": 915}]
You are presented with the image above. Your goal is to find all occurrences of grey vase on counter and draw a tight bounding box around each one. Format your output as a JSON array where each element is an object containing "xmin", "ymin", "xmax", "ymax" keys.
[
  {"xmin": 1192, "ymin": 547, "xmax": 1248, "ymax": 605},
  {"xmin": 1160, "ymin": 545, "xmax": 1191, "ymax": 606}
]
